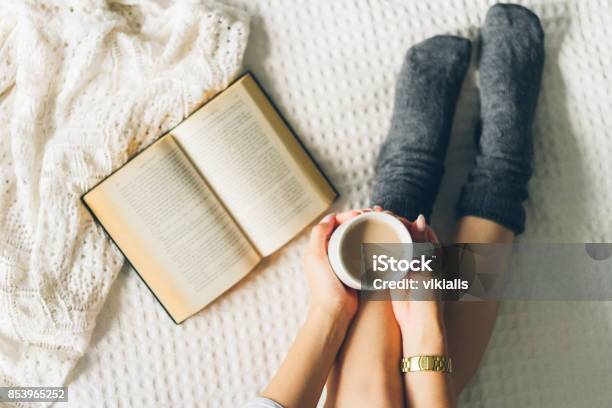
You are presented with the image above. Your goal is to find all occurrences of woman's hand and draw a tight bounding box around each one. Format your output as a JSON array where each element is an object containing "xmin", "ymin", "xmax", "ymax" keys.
[
  {"xmin": 304, "ymin": 210, "xmax": 361, "ymax": 324},
  {"xmin": 369, "ymin": 207, "xmax": 446, "ymax": 348},
  {"xmin": 389, "ymin": 212, "xmax": 444, "ymax": 331},
  {"xmin": 372, "ymin": 207, "xmax": 454, "ymax": 407},
  {"xmin": 260, "ymin": 209, "xmax": 363, "ymax": 407}
]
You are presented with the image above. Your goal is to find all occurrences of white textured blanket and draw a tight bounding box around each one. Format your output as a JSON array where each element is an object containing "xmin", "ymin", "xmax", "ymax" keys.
[
  {"xmin": 0, "ymin": 0, "xmax": 248, "ymax": 395},
  {"xmin": 6, "ymin": 0, "xmax": 612, "ymax": 407}
]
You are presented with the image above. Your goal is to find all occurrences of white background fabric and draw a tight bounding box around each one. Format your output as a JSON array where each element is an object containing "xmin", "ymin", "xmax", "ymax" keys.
[{"xmin": 10, "ymin": 0, "xmax": 612, "ymax": 407}]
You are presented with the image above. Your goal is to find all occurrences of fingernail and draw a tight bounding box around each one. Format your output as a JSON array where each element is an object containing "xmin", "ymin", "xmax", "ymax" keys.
[
  {"xmin": 416, "ymin": 214, "xmax": 426, "ymax": 230},
  {"xmin": 321, "ymin": 213, "xmax": 335, "ymax": 223},
  {"xmin": 373, "ymin": 205, "xmax": 382, "ymax": 210}
]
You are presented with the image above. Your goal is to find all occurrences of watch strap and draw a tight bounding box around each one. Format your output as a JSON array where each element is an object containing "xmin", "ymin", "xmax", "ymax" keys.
[{"xmin": 400, "ymin": 355, "xmax": 452, "ymax": 373}]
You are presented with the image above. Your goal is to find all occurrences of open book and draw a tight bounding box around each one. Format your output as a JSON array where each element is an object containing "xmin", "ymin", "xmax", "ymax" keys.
[{"xmin": 83, "ymin": 73, "xmax": 337, "ymax": 323}]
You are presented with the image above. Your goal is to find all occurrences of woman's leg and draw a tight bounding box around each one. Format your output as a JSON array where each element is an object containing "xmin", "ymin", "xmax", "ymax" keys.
[
  {"xmin": 445, "ymin": 4, "xmax": 545, "ymax": 396},
  {"xmin": 328, "ymin": 35, "xmax": 471, "ymax": 407},
  {"xmin": 371, "ymin": 35, "xmax": 471, "ymax": 223},
  {"xmin": 325, "ymin": 301, "xmax": 404, "ymax": 408},
  {"xmin": 444, "ymin": 216, "xmax": 513, "ymax": 395}
]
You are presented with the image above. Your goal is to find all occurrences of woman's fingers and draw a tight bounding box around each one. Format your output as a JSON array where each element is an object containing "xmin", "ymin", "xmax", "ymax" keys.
[
  {"xmin": 307, "ymin": 213, "xmax": 336, "ymax": 256},
  {"xmin": 336, "ymin": 209, "xmax": 361, "ymax": 223},
  {"xmin": 415, "ymin": 214, "xmax": 427, "ymax": 231},
  {"xmin": 398, "ymin": 216, "xmax": 413, "ymax": 228},
  {"xmin": 335, "ymin": 207, "xmax": 384, "ymax": 224},
  {"xmin": 409, "ymin": 215, "xmax": 426, "ymax": 240},
  {"xmin": 408, "ymin": 214, "xmax": 440, "ymax": 244}
]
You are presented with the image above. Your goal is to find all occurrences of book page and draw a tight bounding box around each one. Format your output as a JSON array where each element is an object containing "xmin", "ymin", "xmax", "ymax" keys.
[
  {"xmin": 83, "ymin": 135, "xmax": 260, "ymax": 323},
  {"xmin": 172, "ymin": 75, "xmax": 336, "ymax": 256}
]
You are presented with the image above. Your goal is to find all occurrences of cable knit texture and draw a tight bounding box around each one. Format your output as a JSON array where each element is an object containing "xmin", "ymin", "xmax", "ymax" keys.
[{"xmin": 0, "ymin": 0, "xmax": 248, "ymax": 391}]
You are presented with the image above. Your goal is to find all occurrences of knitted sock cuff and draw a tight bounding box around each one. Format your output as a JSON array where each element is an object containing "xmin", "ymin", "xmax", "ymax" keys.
[{"xmin": 456, "ymin": 184, "xmax": 526, "ymax": 235}]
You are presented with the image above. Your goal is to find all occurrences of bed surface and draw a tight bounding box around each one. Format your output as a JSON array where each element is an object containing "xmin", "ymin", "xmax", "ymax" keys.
[{"xmin": 68, "ymin": 0, "xmax": 612, "ymax": 406}]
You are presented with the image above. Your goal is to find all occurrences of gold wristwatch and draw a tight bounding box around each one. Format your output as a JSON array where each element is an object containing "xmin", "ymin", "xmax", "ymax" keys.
[{"xmin": 400, "ymin": 356, "xmax": 452, "ymax": 373}]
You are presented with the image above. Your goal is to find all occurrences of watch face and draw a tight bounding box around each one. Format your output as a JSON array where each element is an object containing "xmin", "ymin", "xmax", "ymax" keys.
[{"xmin": 418, "ymin": 356, "xmax": 432, "ymax": 370}]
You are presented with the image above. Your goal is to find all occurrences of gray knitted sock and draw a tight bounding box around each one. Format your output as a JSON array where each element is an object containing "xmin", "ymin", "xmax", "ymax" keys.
[
  {"xmin": 371, "ymin": 35, "xmax": 471, "ymax": 221},
  {"xmin": 457, "ymin": 4, "xmax": 545, "ymax": 234}
]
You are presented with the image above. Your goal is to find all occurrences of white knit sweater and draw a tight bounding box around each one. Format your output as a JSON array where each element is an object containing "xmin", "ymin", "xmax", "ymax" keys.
[{"xmin": 0, "ymin": 0, "xmax": 248, "ymax": 389}]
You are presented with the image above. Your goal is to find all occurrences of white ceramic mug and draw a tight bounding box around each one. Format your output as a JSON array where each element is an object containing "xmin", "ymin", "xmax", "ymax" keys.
[{"xmin": 327, "ymin": 212, "xmax": 413, "ymax": 290}]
